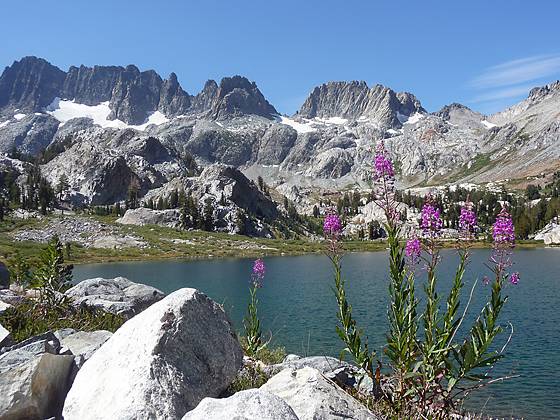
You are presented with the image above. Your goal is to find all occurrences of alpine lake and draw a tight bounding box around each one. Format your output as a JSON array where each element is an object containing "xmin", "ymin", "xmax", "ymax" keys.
[{"xmin": 74, "ymin": 248, "xmax": 560, "ymax": 419}]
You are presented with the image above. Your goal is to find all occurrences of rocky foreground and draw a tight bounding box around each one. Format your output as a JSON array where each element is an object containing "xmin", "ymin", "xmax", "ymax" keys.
[{"xmin": 0, "ymin": 278, "xmax": 383, "ymax": 420}]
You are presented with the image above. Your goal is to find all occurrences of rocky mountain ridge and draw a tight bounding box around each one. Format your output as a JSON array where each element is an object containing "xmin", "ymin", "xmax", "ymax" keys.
[
  {"xmin": 1, "ymin": 56, "xmax": 559, "ymax": 216},
  {"xmin": 0, "ymin": 56, "xmax": 278, "ymax": 125}
]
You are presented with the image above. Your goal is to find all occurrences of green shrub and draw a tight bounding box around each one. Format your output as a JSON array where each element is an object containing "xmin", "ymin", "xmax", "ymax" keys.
[{"xmin": 0, "ymin": 300, "xmax": 124, "ymax": 343}]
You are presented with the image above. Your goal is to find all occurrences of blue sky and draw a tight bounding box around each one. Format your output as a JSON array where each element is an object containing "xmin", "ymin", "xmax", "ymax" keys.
[{"xmin": 2, "ymin": 0, "xmax": 559, "ymax": 115}]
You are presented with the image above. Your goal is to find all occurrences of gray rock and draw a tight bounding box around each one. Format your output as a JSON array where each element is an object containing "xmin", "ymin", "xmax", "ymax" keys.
[
  {"xmin": 182, "ymin": 389, "xmax": 299, "ymax": 420},
  {"xmin": 0, "ymin": 351, "xmax": 74, "ymax": 420},
  {"xmin": 0, "ymin": 113, "xmax": 60, "ymax": 156},
  {"xmin": 257, "ymin": 124, "xmax": 297, "ymax": 165},
  {"xmin": 261, "ymin": 367, "xmax": 380, "ymax": 420},
  {"xmin": 62, "ymin": 288, "xmax": 243, "ymax": 420},
  {"xmin": 0, "ymin": 331, "xmax": 61, "ymax": 357},
  {"xmin": 65, "ymin": 276, "xmax": 164, "ymax": 318},
  {"xmin": 265, "ymin": 355, "xmax": 353, "ymax": 377},
  {"xmin": 116, "ymin": 207, "xmax": 180, "ymax": 228},
  {"xmin": 59, "ymin": 330, "xmax": 112, "ymax": 368}
]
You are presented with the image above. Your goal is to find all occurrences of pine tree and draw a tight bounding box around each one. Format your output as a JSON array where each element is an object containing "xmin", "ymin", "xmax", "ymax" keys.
[
  {"xmin": 236, "ymin": 209, "xmax": 247, "ymax": 235},
  {"xmin": 169, "ymin": 190, "xmax": 179, "ymax": 209},
  {"xmin": 203, "ymin": 198, "xmax": 215, "ymax": 231},
  {"xmin": 127, "ymin": 180, "xmax": 140, "ymax": 209},
  {"xmin": 38, "ymin": 178, "xmax": 54, "ymax": 215},
  {"xmin": 56, "ymin": 174, "xmax": 70, "ymax": 201},
  {"xmin": 180, "ymin": 202, "xmax": 190, "ymax": 230},
  {"xmin": 313, "ymin": 205, "xmax": 320, "ymax": 218}
]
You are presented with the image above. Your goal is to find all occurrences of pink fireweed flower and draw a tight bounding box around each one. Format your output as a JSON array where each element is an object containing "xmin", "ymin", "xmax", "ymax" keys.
[
  {"xmin": 405, "ymin": 237, "xmax": 421, "ymax": 264},
  {"xmin": 251, "ymin": 258, "xmax": 266, "ymax": 288},
  {"xmin": 492, "ymin": 208, "xmax": 515, "ymax": 246},
  {"xmin": 374, "ymin": 140, "xmax": 395, "ymax": 180},
  {"xmin": 489, "ymin": 206, "xmax": 517, "ymax": 281},
  {"xmin": 373, "ymin": 141, "xmax": 399, "ymax": 226},
  {"xmin": 323, "ymin": 213, "xmax": 343, "ymax": 237},
  {"xmin": 420, "ymin": 200, "xmax": 443, "ymax": 237},
  {"xmin": 459, "ymin": 200, "xmax": 477, "ymax": 238},
  {"xmin": 510, "ymin": 272, "xmax": 520, "ymax": 285}
]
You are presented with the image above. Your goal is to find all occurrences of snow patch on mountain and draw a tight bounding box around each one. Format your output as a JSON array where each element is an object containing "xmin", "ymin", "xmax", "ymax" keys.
[
  {"xmin": 13, "ymin": 113, "xmax": 26, "ymax": 120},
  {"xmin": 278, "ymin": 116, "xmax": 315, "ymax": 133},
  {"xmin": 46, "ymin": 98, "xmax": 169, "ymax": 130},
  {"xmin": 314, "ymin": 116, "xmax": 348, "ymax": 125},
  {"xmin": 403, "ymin": 112, "xmax": 424, "ymax": 125},
  {"xmin": 481, "ymin": 120, "xmax": 497, "ymax": 129}
]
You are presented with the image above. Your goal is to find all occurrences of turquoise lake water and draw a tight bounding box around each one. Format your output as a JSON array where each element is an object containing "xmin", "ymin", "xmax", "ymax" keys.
[{"xmin": 74, "ymin": 248, "xmax": 560, "ymax": 419}]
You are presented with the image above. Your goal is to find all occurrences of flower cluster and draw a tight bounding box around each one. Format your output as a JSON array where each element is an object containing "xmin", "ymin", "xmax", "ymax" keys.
[
  {"xmin": 492, "ymin": 208, "xmax": 515, "ymax": 246},
  {"xmin": 373, "ymin": 141, "xmax": 399, "ymax": 225},
  {"xmin": 405, "ymin": 237, "xmax": 421, "ymax": 265},
  {"xmin": 251, "ymin": 258, "xmax": 266, "ymax": 288},
  {"xmin": 374, "ymin": 140, "xmax": 395, "ymax": 180},
  {"xmin": 490, "ymin": 207, "xmax": 519, "ymax": 285},
  {"xmin": 420, "ymin": 200, "xmax": 443, "ymax": 237},
  {"xmin": 459, "ymin": 200, "xmax": 477, "ymax": 238},
  {"xmin": 323, "ymin": 213, "xmax": 343, "ymax": 237}
]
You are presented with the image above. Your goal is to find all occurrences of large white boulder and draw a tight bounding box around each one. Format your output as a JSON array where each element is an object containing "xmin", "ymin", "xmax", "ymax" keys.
[
  {"xmin": 65, "ymin": 277, "xmax": 164, "ymax": 318},
  {"xmin": 0, "ymin": 348, "xmax": 74, "ymax": 420},
  {"xmin": 182, "ymin": 389, "xmax": 299, "ymax": 420},
  {"xmin": 261, "ymin": 367, "xmax": 379, "ymax": 420},
  {"xmin": 116, "ymin": 207, "xmax": 180, "ymax": 228},
  {"xmin": 62, "ymin": 288, "xmax": 243, "ymax": 420}
]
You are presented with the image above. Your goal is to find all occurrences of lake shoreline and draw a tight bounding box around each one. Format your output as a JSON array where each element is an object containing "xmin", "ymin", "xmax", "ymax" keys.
[
  {"xmin": 0, "ymin": 215, "xmax": 549, "ymax": 266},
  {"xmin": 66, "ymin": 238, "xmax": 549, "ymax": 266}
]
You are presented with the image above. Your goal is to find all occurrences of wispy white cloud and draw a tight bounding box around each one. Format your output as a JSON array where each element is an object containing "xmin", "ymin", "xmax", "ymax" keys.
[
  {"xmin": 469, "ymin": 84, "xmax": 535, "ymax": 104},
  {"xmin": 470, "ymin": 54, "xmax": 560, "ymax": 89},
  {"xmin": 467, "ymin": 54, "xmax": 560, "ymax": 109}
]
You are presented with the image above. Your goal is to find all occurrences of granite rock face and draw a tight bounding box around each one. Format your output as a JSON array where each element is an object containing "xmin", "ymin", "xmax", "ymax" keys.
[
  {"xmin": 0, "ymin": 113, "xmax": 60, "ymax": 155},
  {"xmin": 209, "ymin": 76, "xmax": 278, "ymax": 120},
  {"xmin": 0, "ymin": 56, "xmax": 66, "ymax": 114},
  {"xmin": 297, "ymin": 81, "xmax": 425, "ymax": 128},
  {"xmin": 62, "ymin": 288, "xmax": 244, "ymax": 420}
]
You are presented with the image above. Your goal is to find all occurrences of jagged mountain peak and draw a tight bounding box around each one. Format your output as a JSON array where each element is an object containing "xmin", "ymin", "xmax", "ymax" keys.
[
  {"xmin": 0, "ymin": 57, "xmax": 282, "ymax": 125},
  {"xmin": 0, "ymin": 56, "xmax": 66, "ymax": 113},
  {"xmin": 296, "ymin": 80, "xmax": 425, "ymax": 128},
  {"xmin": 433, "ymin": 102, "xmax": 482, "ymax": 121},
  {"xmin": 209, "ymin": 75, "xmax": 277, "ymax": 120},
  {"xmin": 529, "ymin": 80, "xmax": 560, "ymax": 101}
]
